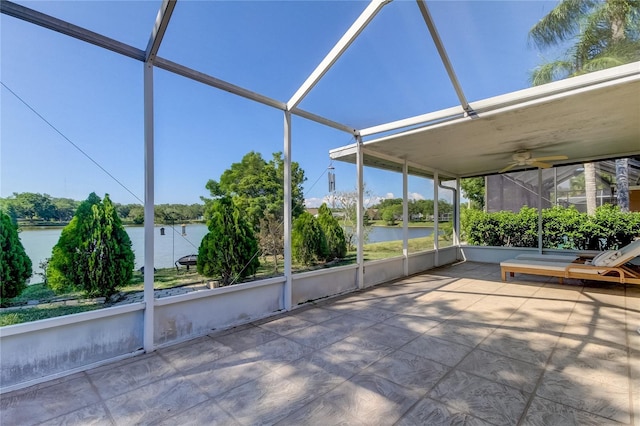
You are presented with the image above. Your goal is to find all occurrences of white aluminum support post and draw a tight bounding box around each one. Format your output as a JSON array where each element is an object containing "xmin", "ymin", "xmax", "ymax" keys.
[
  {"xmin": 433, "ymin": 172, "xmax": 439, "ymax": 266},
  {"xmin": 143, "ymin": 61, "xmax": 155, "ymax": 353},
  {"xmin": 356, "ymin": 136, "xmax": 365, "ymax": 289},
  {"xmin": 454, "ymin": 177, "xmax": 461, "ymax": 246},
  {"xmin": 538, "ymin": 168, "xmax": 543, "ymax": 254},
  {"xmin": 402, "ymin": 161, "xmax": 409, "ymax": 276},
  {"xmin": 283, "ymin": 111, "xmax": 293, "ymax": 310},
  {"xmin": 287, "ymin": 0, "xmax": 390, "ymax": 110}
]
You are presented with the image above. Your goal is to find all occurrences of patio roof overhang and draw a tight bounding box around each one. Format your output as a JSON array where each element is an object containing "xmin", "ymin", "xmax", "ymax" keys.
[{"xmin": 330, "ymin": 62, "xmax": 640, "ymax": 180}]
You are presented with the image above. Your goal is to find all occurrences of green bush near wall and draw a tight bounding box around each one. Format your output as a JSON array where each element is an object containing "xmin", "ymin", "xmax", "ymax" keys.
[{"xmin": 462, "ymin": 205, "xmax": 640, "ymax": 250}]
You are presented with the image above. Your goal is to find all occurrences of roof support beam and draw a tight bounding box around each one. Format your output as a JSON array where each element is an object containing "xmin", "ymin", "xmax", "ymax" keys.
[
  {"xmin": 154, "ymin": 57, "xmax": 357, "ymax": 134},
  {"xmin": 0, "ymin": 0, "xmax": 145, "ymax": 61},
  {"xmin": 359, "ymin": 105, "xmax": 464, "ymax": 137},
  {"xmin": 415, "ymin": 0, "xmax": 472, "ymax": 115},
  {"xmin": 291, "ymin": 107, "xmax": 358, "ymax": 135},
  {"xmin": 145, "ymin": 0, "xmax": 177, "ymax": 63},
  {"xmin": 287, "ymin": 0, "xmax": 390, "ymax": 110},
  {"xmin": 153, "ymin": 57, "xmax": 287, "ymax": 110}
]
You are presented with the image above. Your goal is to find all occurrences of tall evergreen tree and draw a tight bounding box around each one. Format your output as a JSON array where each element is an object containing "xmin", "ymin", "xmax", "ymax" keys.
[
  {"xmin": 85, "ymin": 195, "xmax": 135, "ymax": 297},
  {"xmin": 47, "ymin": 193, "xmax": 101, "ymax": 293},
  {"xmin": 292, "ymin": 212, "xmax": 328, "ymax": 265},
  {"xmin": 198, "ymin": 196, "xmax": 260, "ymax": 286},
  {"xmin": 47, "ymin": 193, "xmax": 134, "ymax": 297},
  {"xmin": 0, "ymin": 210, "xmax": 32, "ymax": 301},
  {"xmin": 317, "ymin": 203, "xmax": 347, "ymax": 259}
]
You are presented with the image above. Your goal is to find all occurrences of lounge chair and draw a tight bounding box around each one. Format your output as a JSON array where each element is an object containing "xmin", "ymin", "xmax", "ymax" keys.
[{"xmin": 501, "ymin": 239, "xmax": 640, "ymax": 285}]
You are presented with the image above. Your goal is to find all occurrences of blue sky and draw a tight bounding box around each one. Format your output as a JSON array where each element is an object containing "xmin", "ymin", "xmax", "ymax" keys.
[{"xmin": 1, "ymin": 0, "xmax": 560, "ymax": 207}]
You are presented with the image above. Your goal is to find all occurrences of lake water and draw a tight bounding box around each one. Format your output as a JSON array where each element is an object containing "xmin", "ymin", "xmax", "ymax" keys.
[{"xmin": 18, "ymin": 224, "xmax": 433, "ymax": 280}]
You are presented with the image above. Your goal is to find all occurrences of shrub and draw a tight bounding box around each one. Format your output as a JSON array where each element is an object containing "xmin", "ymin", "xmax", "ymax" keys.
[
  {"xmin": 316, "ymin": 204, "xmax": 347, "ymax": 259},
  {"xmin": 463, "ymin": 204, "xmax": 640, "ymax": 250},
  {"xmin": 47, "ymin": 193, "xmax": 134, "ymax": 297},
  {"xmin": 382, "ymin": 208, "xmax": 396, "ymax": 226},
  {"xmin": 0, "ymin": 210, "xmax": 32, "ymax": 301},
  {"xmin": 590, "ymin": 204, "xmax": 640, "ymax": 249},
  {"xmin": 198, "ymin": 197, "xmax": 260, "ymax": 286},
  {"xmin": 292, "ymin": 212, "xmax": 328, "ymax": 265},
  {"xmin": 542, "ymin": 206, "xmax": 583, "ymax": 249}
]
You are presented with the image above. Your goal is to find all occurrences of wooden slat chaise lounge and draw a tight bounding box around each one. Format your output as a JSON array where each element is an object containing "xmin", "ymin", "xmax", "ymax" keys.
[{"xmin": 501, "ymin": 239, "xmax": 640, "ymax": 285}]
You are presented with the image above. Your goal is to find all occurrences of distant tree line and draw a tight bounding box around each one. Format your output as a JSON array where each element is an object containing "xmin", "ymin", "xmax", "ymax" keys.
[
  {"xmin": 370, "ymin": 198, "xmax": 454, "ymax": 225},
  {"xmin": 0, "ymin": 192, "xmax": 204, "ymax": 225}
]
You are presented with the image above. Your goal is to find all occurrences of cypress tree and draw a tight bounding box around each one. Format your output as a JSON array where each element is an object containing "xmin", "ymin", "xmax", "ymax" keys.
[
  {"xmin": 47, "ymin": 193, "xmax": 134, "ymax": 297},
  {"xmin": 0, "ymin": 210, "xmax": 32, "ymax": 301},
  {"xmin": 317, "ymin": 203, "xmax": 347, "ymax": 259},
  {"xmin": 85, "ymin": 194, "xmax": 134, "ymax": 297},
  {"xmin": 198, "ymin": 197, "xmax": 260, "ymax": 286},
  {"xmin": 292, "ymin": 212, "xmax": 328, "ymax": 265}
]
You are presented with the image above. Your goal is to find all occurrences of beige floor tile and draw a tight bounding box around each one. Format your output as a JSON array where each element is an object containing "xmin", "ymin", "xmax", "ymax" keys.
[
  {"xmin": 536, "ymin": 369, "xmax": 631, "ymax": 424},
  {"xmin": 38, "ymin": 403, "xmax": 113, "ymax": 426},
  {"xmin": 211, "ymin": 324, "xmax": 280, "ymax": 351},
  {"xmin": 88, "ymin": 353, "xmax": 178, "ymax": 400},
  {"xmin": 478, "ymin": 328, "xmax": 559, "ymax": 366},
  {"xmin": 365, "ymin": 349, "xmax": 449, "ymax": 392},
  {"xmin": 277, "ymin": 373, "xmax": 421, "ymax": 426},
  {"xmin": 285, "ymin": 323, "xmax": 350, "ymax": 349},
  {"xmin": 401, "ymin": 334, "xmax": 474, "ymax": 367},
  {"xmin": 156, "ymin": 400, "xmax": 241, "ymax": 426},
  {"xmin": 316, "ymin": 335, "xmax": 395, "ymax": 374},
  {"xmin": 288, "ymin": 306, "xmax": 344, "ymax": 324},
  {"xmin": 254, "ymin": 314, "xmax": 315, "ymax": 336},
  {"xmin": 381, "ymin": 313, "xmax": 442, "ymax": 333},
  {"xmin": 0, "ymin": 376, "xmax": 101, "ymax": 425},
  {"xmin": 396, "ymin": 397, "xmax": 493, "ymax": 426},
  {"xmin": 427, "ymin": 319, "xmax": 496, "ymax": 347},
  {"xmin": 522, "ymin": 396, "xmax": 623, "ymax": 426},
  {"xmin": 104, "ymin": 375, "xmax": 208, "ymax": 425},
  {"xmin": 458, "ymin": 348, "xmax": 544, "ymax": 393},
  {"xmin": 215, "ymin": 370, "xmax": 320, "ymax": 425},
  {"xmin": 429, "ymin": 369, "xmax": 529, "ymax": 426},
  {"xmin": 351, "ymin": 322, "xmax": 421, "ymax": 349},
  {"xmin": 181, "ymin": 351, "xmax": 272, "ymax": 398},
  {"xmin": 158, "ymin": 336, "xmax": 235, "ymax": 373}
]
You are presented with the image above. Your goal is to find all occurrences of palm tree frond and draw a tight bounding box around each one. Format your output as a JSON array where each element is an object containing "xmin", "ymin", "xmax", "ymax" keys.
[
  {"xmin": 582, "ymin": 56, "xmax": 626, "ymax": 72},
  {"xmin": 529, "ymin": 0, "xmax": 598, "ymax": 49},
  {"xmin": 529, "ymin": 60, "xmax": 575, "ymax": 86}
]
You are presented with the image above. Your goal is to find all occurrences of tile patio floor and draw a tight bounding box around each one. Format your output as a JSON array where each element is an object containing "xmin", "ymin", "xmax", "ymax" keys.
[{"xmin": 2, "ymin": 262, "xmax": 639, "ymax": 425}]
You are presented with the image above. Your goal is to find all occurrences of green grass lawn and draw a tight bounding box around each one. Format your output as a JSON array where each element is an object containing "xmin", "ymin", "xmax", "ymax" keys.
[{"xmin": 0, "ymin": 305, "xmax": 104, "ymax": 327}]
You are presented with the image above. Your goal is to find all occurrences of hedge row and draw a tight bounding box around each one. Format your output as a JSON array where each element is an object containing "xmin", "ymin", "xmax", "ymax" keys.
[{"xmin": 461, "ymin": 205, "xmax": 640, "ymax": 250}]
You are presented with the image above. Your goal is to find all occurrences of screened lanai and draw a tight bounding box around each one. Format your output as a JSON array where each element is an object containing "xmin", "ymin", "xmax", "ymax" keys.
[{"xmin": 1, "ymin": 0, "xmax": 640, "ymax": 403}]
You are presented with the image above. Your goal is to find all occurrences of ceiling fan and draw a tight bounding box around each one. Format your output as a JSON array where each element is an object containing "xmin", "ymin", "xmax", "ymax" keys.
[{"xmin": 499, "ymin": 150, "xmax": 568, "ymax": 173}]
